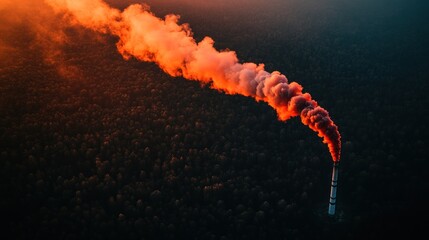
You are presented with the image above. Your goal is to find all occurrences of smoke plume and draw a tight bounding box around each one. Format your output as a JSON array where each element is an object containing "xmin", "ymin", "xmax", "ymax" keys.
[
  {"xmin": 45, "ymin": 0, "xmax": 341, "ymax": 161},
  {"xmin": 0, "ymin": 0, "xmax": 85, "ymax": 79}
]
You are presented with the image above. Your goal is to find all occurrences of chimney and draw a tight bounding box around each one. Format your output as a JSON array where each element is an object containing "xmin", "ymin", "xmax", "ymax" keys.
[{"xmin": 328, "ymin": 162, "xmax": 339, "ymax": 215}]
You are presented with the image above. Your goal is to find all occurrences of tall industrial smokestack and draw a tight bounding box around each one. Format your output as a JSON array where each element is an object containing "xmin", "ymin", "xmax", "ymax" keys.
[{"xmin": 328, "ymin": 162, "xmax": 339, "ymax": 215}]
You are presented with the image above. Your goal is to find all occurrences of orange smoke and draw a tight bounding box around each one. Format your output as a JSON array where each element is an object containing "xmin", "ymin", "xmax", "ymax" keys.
[
  {"xmin": 45, "ymin": 0, "xmax": 341, "ymax": 161},
  {"xmin": 0, "ymin": 0, "xmax": 85, "ymax": 79}
]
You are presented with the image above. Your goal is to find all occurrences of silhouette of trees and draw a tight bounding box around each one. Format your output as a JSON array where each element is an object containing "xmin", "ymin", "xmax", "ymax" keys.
[{"xmin": 1, "ymin": 2, "xmax": 428, "ymax": 239}]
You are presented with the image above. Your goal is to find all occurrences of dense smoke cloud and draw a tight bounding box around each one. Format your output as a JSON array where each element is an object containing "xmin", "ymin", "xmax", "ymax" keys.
[{"xmin": 3, "ymin": 0, "xmax": 341, "ymax": 161}]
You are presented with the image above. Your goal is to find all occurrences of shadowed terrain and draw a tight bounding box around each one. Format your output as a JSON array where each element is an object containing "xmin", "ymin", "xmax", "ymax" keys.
[{"xmin": 1, "ymin": 0, "xmax": 428, "ymax": 239}]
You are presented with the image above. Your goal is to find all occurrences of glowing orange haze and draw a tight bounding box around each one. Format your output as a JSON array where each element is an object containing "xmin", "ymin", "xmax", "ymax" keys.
[{"xmin": 45, "ymin": 0, "xmax": 341, "ymax": 161}]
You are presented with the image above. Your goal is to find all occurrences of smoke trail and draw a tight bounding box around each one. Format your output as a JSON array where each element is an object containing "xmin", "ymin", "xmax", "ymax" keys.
[
  {"xmin": 45, "ymin": 0, "xmax": 341, "ymax": 161},
  {"xmin": 0, "ymin": 0, "xmax": 85, "ymax": 79}
]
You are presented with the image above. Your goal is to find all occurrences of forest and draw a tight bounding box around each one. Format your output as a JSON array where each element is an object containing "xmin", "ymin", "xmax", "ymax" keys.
[{"xmin": 0, "ymin": 0, "xmax": 428, "ymax": 239}]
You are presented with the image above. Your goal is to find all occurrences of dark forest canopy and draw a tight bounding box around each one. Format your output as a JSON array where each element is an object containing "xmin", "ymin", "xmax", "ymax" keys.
[{"xmin": 1, "ymin": 0, "xmax": 428, "ymax": 239}]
